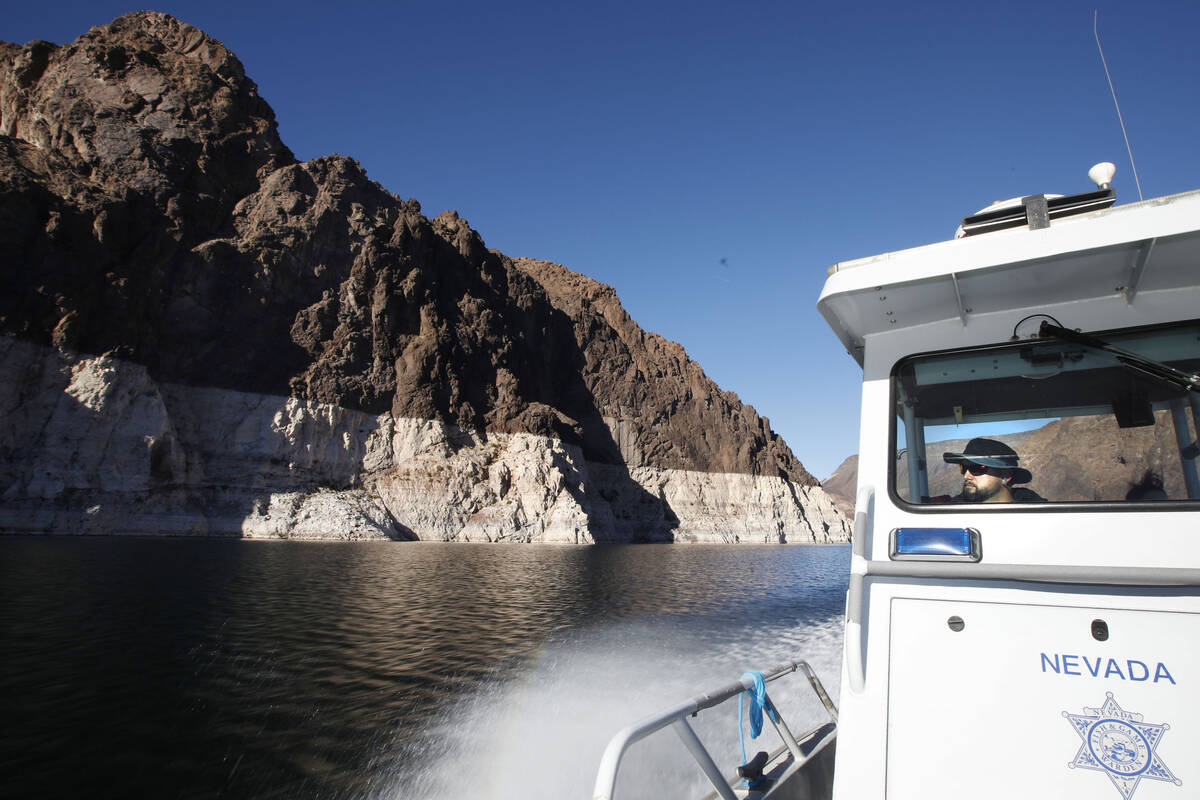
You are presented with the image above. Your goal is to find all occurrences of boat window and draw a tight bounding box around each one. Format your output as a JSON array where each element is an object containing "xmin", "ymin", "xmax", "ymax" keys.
[{"xmin": 891, "ymin": 320, "xmax": 1200, "ymax": 506}]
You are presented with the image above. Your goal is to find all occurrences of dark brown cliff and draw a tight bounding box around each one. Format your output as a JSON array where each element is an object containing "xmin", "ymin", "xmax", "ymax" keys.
[{"xmin": 0, "ymin": 12, "xmax": 815, "ymax": 488}]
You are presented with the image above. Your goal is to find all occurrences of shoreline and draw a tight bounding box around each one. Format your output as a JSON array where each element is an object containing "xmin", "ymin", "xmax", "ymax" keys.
[{"xmin": 0, "ymin": 530, "xmax": 851, "ymax": 545}]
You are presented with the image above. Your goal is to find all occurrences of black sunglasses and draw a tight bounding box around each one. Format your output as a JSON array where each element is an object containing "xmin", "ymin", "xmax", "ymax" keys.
[{"xmin": 959, "ymin": 463, "xmax": 990, "ymax": 476}]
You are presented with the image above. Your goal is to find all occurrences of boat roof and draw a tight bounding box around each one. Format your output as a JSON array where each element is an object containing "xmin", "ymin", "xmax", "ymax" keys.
[{"xmin": 817, "ymin": 188, "xmax": 1200, "ymax": 366}]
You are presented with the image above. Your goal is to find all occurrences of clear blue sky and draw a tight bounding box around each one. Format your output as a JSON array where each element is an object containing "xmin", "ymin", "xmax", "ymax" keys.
[{"xmin": 6, "ymin": 1, "xmax": 1200, "ymax": 478}]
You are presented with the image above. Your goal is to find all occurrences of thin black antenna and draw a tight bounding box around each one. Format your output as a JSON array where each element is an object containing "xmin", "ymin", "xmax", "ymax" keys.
[{"xmin": 1094, "ymin": 10, "xmax": 1143, "ymax": 200}]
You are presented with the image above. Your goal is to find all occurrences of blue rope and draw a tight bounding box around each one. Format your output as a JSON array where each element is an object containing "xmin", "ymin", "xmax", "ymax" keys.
[{"xmin": 737, "ymin": 671, "xmax": 778, "ymax": 787}]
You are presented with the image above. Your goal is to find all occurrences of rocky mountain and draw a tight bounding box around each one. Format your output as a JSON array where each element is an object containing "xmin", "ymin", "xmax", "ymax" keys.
[
  {"xmin": 821, "ymin": 455, "xmax": 857, "ymax": 519},
  {"xmin": 0, "ymin": 13, "xmax": 848, "ymax": 543}
]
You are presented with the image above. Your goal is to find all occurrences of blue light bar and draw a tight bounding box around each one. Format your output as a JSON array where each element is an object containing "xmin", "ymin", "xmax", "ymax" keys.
[{"xmin": 890, "ymin": 528, "xmax": 981, "ymax": 562}]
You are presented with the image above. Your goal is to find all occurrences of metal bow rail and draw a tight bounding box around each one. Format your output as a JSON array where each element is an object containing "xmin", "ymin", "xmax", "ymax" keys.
[{"xmin": 592, "ymin": 660, "xmax": 838, "ymax": 800}]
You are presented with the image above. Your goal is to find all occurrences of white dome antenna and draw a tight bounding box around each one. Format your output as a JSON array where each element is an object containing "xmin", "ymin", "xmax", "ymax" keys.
[{"xmin": 1088, "ymin": 162, "xmax": 1116, "ymax": 189}]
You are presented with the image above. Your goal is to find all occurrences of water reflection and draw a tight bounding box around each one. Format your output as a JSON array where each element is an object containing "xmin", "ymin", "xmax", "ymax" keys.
[{"xmin": 0, "ymin": 539, "xmax": 847, "ymax": 798}]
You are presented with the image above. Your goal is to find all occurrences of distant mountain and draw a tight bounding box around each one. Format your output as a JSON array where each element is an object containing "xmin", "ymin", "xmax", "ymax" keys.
[
  {"xmin": 822, "ymin": 455, "xmax": 857, "ymax": 519},
  {"xmin": 0, "ymin": 13, "xmax": 847, "ymax": 542}
]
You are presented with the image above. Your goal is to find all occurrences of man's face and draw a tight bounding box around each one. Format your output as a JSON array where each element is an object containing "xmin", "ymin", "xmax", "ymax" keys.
[{"xmin": 960, "ymin": 463, "xmax": 1010, "ymax": 502}]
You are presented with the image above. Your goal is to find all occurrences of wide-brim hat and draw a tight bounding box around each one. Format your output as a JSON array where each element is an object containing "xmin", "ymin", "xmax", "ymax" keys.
[{"xmin": 943, "ymin": 437, "xmax": 1032, "ymax": 484}]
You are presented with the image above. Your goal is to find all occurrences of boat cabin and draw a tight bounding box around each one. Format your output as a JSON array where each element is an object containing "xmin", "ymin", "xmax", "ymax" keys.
[{"xmin": 816, "ymin": 168, "xmax": 1200, "ymax": 799}]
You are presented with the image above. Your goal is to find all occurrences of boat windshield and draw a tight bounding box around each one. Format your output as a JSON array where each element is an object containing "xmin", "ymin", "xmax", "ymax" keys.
[{"xmin": 891, "ymin": 319, "xmax": 1200, "ymax": 506}]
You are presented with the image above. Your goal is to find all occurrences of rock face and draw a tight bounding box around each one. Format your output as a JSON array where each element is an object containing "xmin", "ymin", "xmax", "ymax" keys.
[
  {"xmin": 821, "ymin": 455, "xmax": 857, "ymax": 519},
  {"xmin": 0, "ymin": 13, "xmax": 848, "ymax": 543}
]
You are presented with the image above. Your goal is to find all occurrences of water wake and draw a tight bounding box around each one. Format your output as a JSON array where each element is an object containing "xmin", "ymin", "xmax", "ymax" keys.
[{"xmin": 377, "ymin": 614, "xmax": 844, "ymax": 799}]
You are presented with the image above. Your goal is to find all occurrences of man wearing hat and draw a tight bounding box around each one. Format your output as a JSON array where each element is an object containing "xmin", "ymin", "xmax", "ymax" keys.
[{"xmin": 942, "ymin": 437, "xmax": 1035, "ymax": 503}]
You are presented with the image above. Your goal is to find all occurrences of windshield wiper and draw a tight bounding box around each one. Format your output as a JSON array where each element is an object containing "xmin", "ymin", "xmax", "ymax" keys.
[{"xmin": 1038, "ymin": 321, "xmax": 1200, "ymax": 393}]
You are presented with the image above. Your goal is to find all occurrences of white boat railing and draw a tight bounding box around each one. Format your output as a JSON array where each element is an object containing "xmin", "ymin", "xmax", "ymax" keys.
[{"xmin": 592, "ymin": 660, "xmax": 838, "ymax": 800}]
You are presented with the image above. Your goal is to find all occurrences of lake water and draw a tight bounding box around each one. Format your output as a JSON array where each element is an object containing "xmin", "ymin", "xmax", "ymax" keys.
[{"xmin": 0, "ymin": 539, "xmax": 848, "ymax": 799}]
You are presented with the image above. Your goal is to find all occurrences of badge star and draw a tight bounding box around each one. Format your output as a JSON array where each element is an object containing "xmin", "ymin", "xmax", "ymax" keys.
[{"xmin": 1063, "ymin": 693, "xmax": 1182, "ymax": 799}]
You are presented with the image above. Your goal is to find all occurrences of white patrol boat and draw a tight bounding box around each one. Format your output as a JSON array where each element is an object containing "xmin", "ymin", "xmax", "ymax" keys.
[{"xmin": 594, "ymin": 164, "xmax": 1200, "ymax": 800}]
